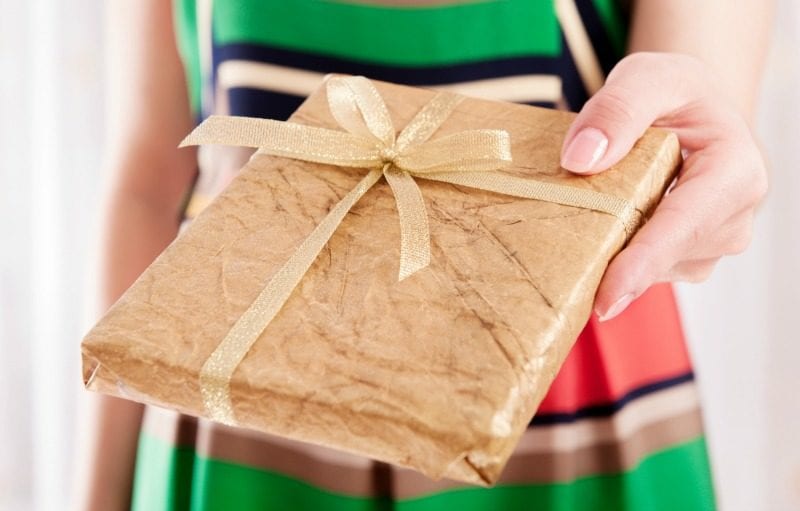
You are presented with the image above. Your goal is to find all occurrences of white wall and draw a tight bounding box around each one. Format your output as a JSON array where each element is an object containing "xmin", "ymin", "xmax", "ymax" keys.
[
  {"xmin": 0, "ymin": 1, "xmax": 797, "ymax": 510},
  {"xmin": 0, "ymin": 1, "xmax": 104, "ymax": 510},
  {"xmin": 678, "ymin": 5, "xmax": 800, "ymax": 509}
]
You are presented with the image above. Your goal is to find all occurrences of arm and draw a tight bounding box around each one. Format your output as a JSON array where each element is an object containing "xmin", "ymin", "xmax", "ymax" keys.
[
  {"xmin": 73, "ymin": 2, "xmax": 197, "ymax": 509},
  {"xmin": 560, "ymin": 0, "xmax": 773, "ymax": 319},
  {"xmin": 628, "ymin": 0, "xmax": 773, "ymax": 121}
]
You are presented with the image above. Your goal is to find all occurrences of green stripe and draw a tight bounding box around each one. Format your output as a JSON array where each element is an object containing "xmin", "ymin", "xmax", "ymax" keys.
[
  {"xmin": 591, "ymin": 0, "xmax": 627, "ymax": 54},
  {"xmin": 133, "ymin": 433, "xmax": 715, "ymax": 511},
  {"xmin": 174, "ymin": 0, "xmax": 203, "ymax": 114},
  {"xmin": 212, "ymin": 0, "xmax": 561, "ymax": 66},
  {"xmin": 191, "ymin": 455, "xmax": 386, "ymax": 511},
  {"xmin": 131, "ymin": 431, "xmax": 195, "ymax": 511},
  {"xmin": 398, "ymin": 437, "xmax": 716, "ymax": 511}
]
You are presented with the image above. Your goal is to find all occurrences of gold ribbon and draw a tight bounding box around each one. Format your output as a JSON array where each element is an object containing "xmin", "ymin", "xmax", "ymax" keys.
[{"xmin": 180, "ymin": 76, "xmax": 641, "ymax": 425}]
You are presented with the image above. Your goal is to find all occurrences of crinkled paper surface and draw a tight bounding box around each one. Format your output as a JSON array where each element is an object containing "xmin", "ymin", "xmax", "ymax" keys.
[{"xmin": 81, "ymin": 78, "xmax": 680, "ymax": 485}]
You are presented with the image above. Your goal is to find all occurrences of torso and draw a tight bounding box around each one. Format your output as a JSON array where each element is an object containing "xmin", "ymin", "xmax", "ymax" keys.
[{"xmin": 130, "ymin": 3, "xmax": 716, "ymax": 509}]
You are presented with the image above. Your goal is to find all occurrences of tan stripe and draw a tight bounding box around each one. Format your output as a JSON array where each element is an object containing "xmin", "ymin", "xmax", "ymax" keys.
[
  {"xmin": 217, "ymin": 60, "xmax": 563, "ymax": 104},
  {"xmin": 555, "ymin": 0, "xmax": 605, "ymax": 95},
  {"xmin": 433, "ymin": 75, "xmax": 562, "ymax": 103},
  {"xmin": 217, "ymin": 61, "xmax": 326, "ymax": 98},
  {"xmin": 393, "ymin": 407, "xmax": 704, "ymax": 498},
  {"xmin": 142, "ymin": 382, "xmax": 705, "ymax": 497},
  {"xmin": 142, "ymin": 405, "xmax": 382, "ymax": 496},
  {"xmin": 518, "ymin": 381, "xmax": 700, "ymax": 453},
  {"xmin": 143, "ymin": 405, "xmax": 703, "ymax": 498},
  {"xmin": 508, "ymin": 409, "xmax": 704, "ymax": 482},
  {"xmin": 196, "ymin": 419, "xmax": 386, "ymax": 496}
]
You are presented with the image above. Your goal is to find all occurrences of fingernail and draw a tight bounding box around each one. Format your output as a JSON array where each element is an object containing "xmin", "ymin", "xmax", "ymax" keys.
[
  {"xmin": 598, "ymin": 293, "xmax": 634, "ymax": 322},
  {"xmin": 561, "ymin": 127, "xmax": 608, "ymax": 173}
]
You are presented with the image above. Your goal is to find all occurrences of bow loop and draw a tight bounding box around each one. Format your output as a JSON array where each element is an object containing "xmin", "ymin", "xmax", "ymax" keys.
[
  {"xmin": 179, "ymin": 115, "xmax": 383, "ymax": 168},
  {"xmin": 395, "ymin": 92, "xmax": 464, "ymax": 152},
  {"xmin": 327, "ymin": 75, "xmax": 395, "ymax": 147},
  {"xmin": 397, "ymin": 129, "xmax": 513, "ymax": 174}
]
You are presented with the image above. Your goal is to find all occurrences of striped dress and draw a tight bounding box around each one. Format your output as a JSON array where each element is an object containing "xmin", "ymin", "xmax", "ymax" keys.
[{"xmin": 131, "ymin": 1, "xmax": 717, "ymax": 509}]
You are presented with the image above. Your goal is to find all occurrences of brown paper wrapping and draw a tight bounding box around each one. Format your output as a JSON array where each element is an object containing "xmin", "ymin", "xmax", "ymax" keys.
[{"xmin": 81, "ymin": 78, "xmax": 680, "ymax": 485}]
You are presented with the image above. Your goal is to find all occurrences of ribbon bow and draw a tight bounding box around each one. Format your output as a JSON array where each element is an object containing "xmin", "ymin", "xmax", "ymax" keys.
[{"xmin": 181, "ymin": 76, "xmax": 640, "ymax": 424}]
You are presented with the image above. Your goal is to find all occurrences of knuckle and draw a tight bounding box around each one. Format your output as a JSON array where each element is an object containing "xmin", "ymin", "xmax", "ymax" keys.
[
  {"xmin": 725, "ymin": 219, "xmax": 755, "ymax": 256},
  {"xmin": 737, "ymin": 151, "xmax": 769, "ymax": 205},
  {"xmin": 611, "ymin": 52, "xmax": 710, "ymax": 99},
  {"xmin": 717, "ymin": 136, "xmax": 769, "ymax": 206},
  {"xmin": 610, "ymin": 52, "xmax": 650, "ymax": 76},
  {"xmin": 612, "ymin": 51, "xmax": 691, "ymax": 75},
  {"xmin": 688, "ymin": 221, "xmax": 705, "ymax": 250},
  {"xmin": 659, "ymin": 201, "xmax": 705, "ymax": 251},
  {"xmin": 725, "ymin": 234, "xmax": 751, "ymax": 256},
  {"xmin": 691, "ymin": 263, "xmax": 717, "ymax": 282},
  {"xmin": 750, "ymin": 163, "xmax": 769, "ymax": 202},
  {"xmin": 674, "ymin": 259, "xmax": 719, "ymax": 283},
  {"xmin": 586, "ymin": 85, "xmax": 638, "ymax": 126},
  {"xmin": 624, "ymin": 238, "xmax": 668, "ymax": 285}
]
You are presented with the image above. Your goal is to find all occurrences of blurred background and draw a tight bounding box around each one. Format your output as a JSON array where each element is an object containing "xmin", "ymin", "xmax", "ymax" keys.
[{"xmin": 1, "ymin": 1, "xmax": 798, "ymax": 510}]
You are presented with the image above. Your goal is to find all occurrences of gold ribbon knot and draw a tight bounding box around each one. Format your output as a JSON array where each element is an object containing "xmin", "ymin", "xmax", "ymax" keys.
[{"xmin": 180, "ymin": 75, "xmax": 641, "ymax": 425}]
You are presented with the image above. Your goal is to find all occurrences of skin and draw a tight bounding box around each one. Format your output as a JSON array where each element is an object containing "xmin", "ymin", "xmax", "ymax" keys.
[
  {"xmin": 72, "ymin": 2, "xmax": 196, "ymax": 510},
  {"xmin": 73, "ymin": 1, "xmax": 772, "ymax": 509},
  {"xmin": 563, "ymin": 1, "xmax": 772, "ymax": 320}
]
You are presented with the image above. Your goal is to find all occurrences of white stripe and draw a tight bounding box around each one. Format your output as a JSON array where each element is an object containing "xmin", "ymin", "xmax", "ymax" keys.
[
  {"xmin": 217, "ymin": 60, "xmax": 563, "ymax": 104},
  {"xmin": 518, "ymin": 381, "xmax": 701, "ymax": 453},
  {"xmin": 196, "ymin": 0, "xmax": 214, "ymax": 113},
  {"xmin": 555, "ymin": 0, "xmax": 605, "ymax": 95},
  {"xmin": 433, "ymin": 75, "xmax": 562, "ymax": 103},
  {"xmin": 218, "ymin": 60, "xmax": 327, "ymax": 98}
]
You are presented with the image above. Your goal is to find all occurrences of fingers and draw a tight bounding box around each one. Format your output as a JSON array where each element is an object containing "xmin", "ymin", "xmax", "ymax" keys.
[
  {"xmin": 594, "ymin": 143, "xmax": 767, "ymax": 321},
  {"xmin": 561, "ymin": 52, "xmax": 715, "ymax": 174},
  {"xmin": 562, "ymin": 52, "xmax": 768, "ymax": 319},
  {"xmin": 668, "ymin": 258, "xmax": 721, "ymax": 283}
]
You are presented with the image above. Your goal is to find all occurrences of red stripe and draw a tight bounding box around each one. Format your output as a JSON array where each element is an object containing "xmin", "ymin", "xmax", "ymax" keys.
[{"xmin": 537, "ymin": 283, "xmax": 693, "ymax": 414}]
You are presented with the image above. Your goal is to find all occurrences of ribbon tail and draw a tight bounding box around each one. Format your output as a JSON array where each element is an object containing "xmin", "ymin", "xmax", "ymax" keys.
[
  {"xmin": 180, "ymin": 115, "xmax": 293, "ymax": 148},
  {"xmin": 423, "ymin": 170, "xmax": 642, "ymax": 237},
  {"xmin": 199, "ymin": 168, "xmax": 383, "ymax": 425},
  {"xmin": 180, "ymin": 115, "xmax": 382, "ymax": 168},
  {"xmin": 383, "ymin": 168, "xmax": 431, "ymax": 280}
]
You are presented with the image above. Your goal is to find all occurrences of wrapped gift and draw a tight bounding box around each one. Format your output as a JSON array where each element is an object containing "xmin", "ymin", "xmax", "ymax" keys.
[{"xmin": 81, "ymin": 76, "xmax": 680, "ymax": 485}]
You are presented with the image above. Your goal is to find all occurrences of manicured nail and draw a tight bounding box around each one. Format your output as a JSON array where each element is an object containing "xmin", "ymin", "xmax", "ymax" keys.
[
  {"xmin": 561, "ymin": 127, "xmax": 608, "ymax": 173},
  {"xmin": 598, "ymin": 293, "xmax": 634, "ymax": 322}
]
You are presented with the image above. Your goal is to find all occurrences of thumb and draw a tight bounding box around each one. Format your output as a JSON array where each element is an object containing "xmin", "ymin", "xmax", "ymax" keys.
[{"xmin": 560, "ymin": 53, "xmax": 708, "ymax": 174}]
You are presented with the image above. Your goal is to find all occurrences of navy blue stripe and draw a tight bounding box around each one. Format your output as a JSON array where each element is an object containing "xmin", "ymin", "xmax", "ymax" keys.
[
  {"xmin": 528, "ymin": 101, "xmax": 558, "ymax": 109},
  {"xmin": 214, "ymin": 42, "xmax": 589, "ymax": 113},
  {"xmin": 528, "ymin": 371, "xmax": 695, "ymax": 426},
  {"xmin": 227, "ymin": 88, "xmax": 305, "ymax": 121},
  {"xmin": 556, "ymin": 33, "xmax": 590, "ymax": 110},
  {"xmin": 228, "ymin": 86, "xmax": 557, "ymax": 121},
  {"xmin": 574, "ymin": 0, "xmax": 622, "ymax": 75}
]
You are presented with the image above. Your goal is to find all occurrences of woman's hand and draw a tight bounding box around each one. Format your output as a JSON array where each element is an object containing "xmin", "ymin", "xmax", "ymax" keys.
[{"xmin": 560, "ymin": 52, "xmax": 768, "ymax": 321}]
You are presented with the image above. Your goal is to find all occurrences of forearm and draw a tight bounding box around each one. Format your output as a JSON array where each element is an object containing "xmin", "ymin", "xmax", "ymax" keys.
[
  {"xmin": 76, "ymin": 396, "xmax": 144, "ymax": 511},
  {"xmin": 75, "ymin": 0, "xmax": 200, "ymax": 508},
  {"xmin": 100, "ymin": 189, "xmax": 187, "ymax": 302},
  {"xmin": 628, "ymin": 0, "xmax": 774, "ymax": 121},
  {"xmin": 75, "ymin": 190, "xmax": 187, "ymax": 511}
]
